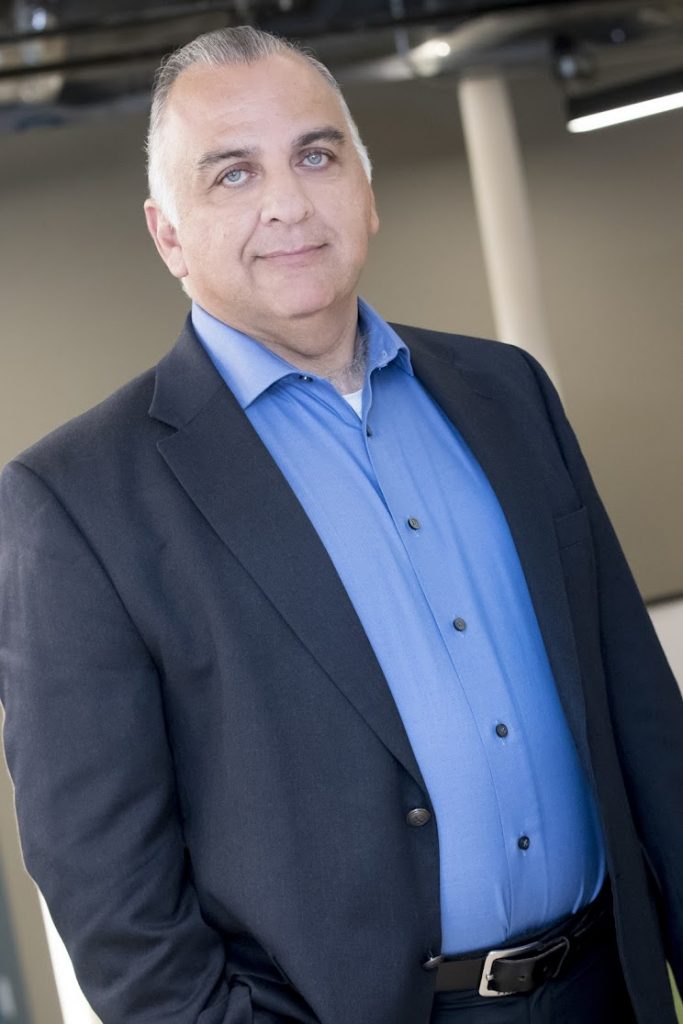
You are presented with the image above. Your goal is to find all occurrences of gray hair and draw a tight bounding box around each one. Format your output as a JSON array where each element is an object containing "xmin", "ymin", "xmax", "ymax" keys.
[{"xmin": 146, "ymin": 25, "xmax": 373, "ymax": 224}]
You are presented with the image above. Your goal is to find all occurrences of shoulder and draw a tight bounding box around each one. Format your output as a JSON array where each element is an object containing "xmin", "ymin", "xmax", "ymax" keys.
[
  {"xmin": 3, "ymin": 365, "xmax": 162, "ymax": 496},
  {"xmin": 390, "ymin": 321, "xmax": 528, "ymax": 369},
  {"xmin": 390, "ymin": 321, "xmax": 546, "ymax": 391}
]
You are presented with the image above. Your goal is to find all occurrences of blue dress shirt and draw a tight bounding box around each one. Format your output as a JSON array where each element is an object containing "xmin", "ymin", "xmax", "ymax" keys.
[{"xmin": 191, "ymin": 298, "xmax": 606, "ymax": 955}]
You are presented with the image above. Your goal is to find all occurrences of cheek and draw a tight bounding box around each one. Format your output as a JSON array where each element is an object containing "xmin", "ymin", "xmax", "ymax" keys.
[
  {"xmin": 324, "ymin": 196, "xmax": 374, "ymax": 246},
  {"xmin": 188, "ymin": 220, "xmax": 244, "ymax": 271},
  {"xmin": 348, "ymin": 192, "xmax": 378, "ymax": 245}
]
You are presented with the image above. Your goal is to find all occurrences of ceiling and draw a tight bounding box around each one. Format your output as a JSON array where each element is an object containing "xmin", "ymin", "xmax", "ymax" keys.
[{"xmin": 0, "ymin": 0, "xmax": 681, "ymax": 133}]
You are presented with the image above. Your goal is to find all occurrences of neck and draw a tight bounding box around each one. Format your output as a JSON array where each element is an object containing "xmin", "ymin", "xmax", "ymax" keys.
[
  {"xmin": 203, "ymin": 297, "xmax": 362, "ymax": 381},
  {"xmin": 322, "ymin": 330, "xmax": 367, "ymax": 394}
]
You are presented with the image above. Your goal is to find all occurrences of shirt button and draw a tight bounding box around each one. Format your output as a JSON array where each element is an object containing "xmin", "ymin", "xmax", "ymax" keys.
[
  {"xmin": 406, "ymin": 807, "xmax": 432, "ymax": 827},
  {"xmin": 518, "ymin": 835, "xmax": 531, "ymax": 851},
  {"xmin": 495, "ymin": 723, "xmax": 509, "ymax": 738},
  {"xmin": 407, "ymin": 517, "xmax": 421, "ymax": 530},
  {"xmin": 452, "ymin": 617, "xmax": 467, "ymax": 632},
  {"xmin": 298, "ymin": 374, "xmax": 313, "ymax": 382},
  {"xmin": 366, "ymin": 425, "xmax": 373, "ymax": 437}
]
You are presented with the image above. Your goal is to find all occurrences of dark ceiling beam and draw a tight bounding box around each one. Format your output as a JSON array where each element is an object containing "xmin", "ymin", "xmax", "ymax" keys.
[
  {"xmin": 0, "ymin": 1, "xmax": 256, "ymax": 46},
  {"xmin": 0, "ymin": 0, "xmax": 585, "ymax": 47},
  {"xmin": 0, "ymin": 47, "xmax": 170, "ymax": 78}
]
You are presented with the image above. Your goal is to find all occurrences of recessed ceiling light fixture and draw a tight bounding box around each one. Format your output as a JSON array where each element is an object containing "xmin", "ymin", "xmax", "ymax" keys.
[
  {"xmin": 567, "ymin": 70, "xmax": 683, "ymax": 132},
  {"xmin": 415, "ymin": 39, "xmax": 451, "ymax": 60}
]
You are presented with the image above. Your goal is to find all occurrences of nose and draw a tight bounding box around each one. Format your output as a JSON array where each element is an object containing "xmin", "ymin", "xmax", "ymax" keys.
[{"xmin": 259, "ymin": 169, "xmax": 314, "ymax": 225}]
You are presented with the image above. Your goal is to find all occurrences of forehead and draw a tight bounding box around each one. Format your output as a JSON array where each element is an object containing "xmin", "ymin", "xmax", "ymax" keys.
[{"xmin": 164, "ymin": 54, "xmax": 346, "ymax": 149}]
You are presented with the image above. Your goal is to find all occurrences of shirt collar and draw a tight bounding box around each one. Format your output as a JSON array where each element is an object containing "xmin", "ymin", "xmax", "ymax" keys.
[
  {"xmin": 191, "ymin": 297, "xmax": 413, "ymax": 410},
  {"xmin": 359, "ymin": 298, "xmax": 414, "ymax": 380}
]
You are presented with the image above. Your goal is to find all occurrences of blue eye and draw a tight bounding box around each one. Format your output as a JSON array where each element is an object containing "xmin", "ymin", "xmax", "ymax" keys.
[
  {"xmin": 222, "ymin": 168, "xmax": 247, "ymax": 185},
  {"xmin": 303, "ymin": 151, "xmax": 329, "ymax": 167}
]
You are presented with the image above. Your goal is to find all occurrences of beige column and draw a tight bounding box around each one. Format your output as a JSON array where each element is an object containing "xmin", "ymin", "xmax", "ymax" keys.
[{"xmin": 457, "ymin": 73, "xmax": 561, "ymax": 389}]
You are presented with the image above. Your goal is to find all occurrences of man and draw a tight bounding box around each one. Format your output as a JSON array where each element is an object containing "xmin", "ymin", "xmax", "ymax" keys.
[{"xmin": 0, "ymin": 24, "xmax": 681, "ymax": 1024}]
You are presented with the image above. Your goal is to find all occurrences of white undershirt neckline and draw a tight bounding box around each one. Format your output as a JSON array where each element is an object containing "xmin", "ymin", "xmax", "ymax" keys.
[{"xmin": 342, "ymin": 387, "xmax": 363, "ymax": 418}]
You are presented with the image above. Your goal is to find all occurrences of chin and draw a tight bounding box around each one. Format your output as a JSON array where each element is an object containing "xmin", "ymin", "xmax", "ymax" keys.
[{"xmin": 270, "ymin": 285, "xmax": 349, "ymax": 322}]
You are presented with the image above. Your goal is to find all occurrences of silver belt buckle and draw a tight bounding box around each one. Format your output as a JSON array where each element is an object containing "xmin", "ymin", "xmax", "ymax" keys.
[{"xmin": 478, "ymin": 940, "xmax": 540, "ymax": 997}]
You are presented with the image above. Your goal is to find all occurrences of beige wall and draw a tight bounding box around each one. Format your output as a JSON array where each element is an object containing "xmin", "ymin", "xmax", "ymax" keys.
[
  {"xmin": 0, "ymin": 112, "xmax": 187, "ymax": 463},
  {"xmin": 512, "ymin": 75, "xmax": 683, "ymax": 602},
  {"xmin": 0, "ymin": 65, "xmax": 681, "ymax": 1020}
]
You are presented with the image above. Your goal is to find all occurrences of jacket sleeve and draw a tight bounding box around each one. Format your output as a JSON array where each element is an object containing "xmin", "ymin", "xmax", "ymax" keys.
[
  {"xmin": 0, "ymin": 459, "xmax": 243, "ymax": 1023},
  {"xmin": 517, "ymin": 348, "xmax": 683, "ymax": 987}
]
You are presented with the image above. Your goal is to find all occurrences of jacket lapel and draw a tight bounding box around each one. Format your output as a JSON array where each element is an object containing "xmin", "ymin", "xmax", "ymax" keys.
[
  {"xmin": 404, "ymin": 328, "xmax": 589, "ymax": 765},
  {"xmin": 150, "ymin": 322, "xmax": 429, "ymax": 795}
]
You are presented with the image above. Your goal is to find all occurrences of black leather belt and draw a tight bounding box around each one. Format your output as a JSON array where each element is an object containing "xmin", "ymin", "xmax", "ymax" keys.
[{"xmin": 431, "ymin": 883, "xmax": 613, "ymax": 997}]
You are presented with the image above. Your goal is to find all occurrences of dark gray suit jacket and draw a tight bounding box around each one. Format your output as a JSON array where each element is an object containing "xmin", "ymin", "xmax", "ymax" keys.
[{"xmin": 1, "ymin": 319, "xmax": 681, "ymax": 1024}]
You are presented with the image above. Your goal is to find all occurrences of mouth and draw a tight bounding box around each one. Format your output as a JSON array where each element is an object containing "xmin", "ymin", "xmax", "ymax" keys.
[{"xmin": 257, "ymin": 244, "xmax": 326, "ymax": 262}]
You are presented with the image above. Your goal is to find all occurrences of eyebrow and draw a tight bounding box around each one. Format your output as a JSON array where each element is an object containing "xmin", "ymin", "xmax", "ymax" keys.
[{"xmin": 196, "ymin": 126, "xmax": 346, "ymax": 173}]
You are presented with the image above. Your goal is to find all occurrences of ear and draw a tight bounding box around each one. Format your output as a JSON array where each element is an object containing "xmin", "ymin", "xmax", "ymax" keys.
[
  {"xmin": 368, "ymin": 187, "xmax": 380, "ymax": 236},
  {"xmin": 144, "ymin": 199, "xmax": 188, "ymax": 280}
]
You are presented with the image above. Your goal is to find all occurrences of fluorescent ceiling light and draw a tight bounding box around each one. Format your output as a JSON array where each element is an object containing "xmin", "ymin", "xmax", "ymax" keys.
[
  {"xmin": 568, "ymin": 91, "xmax": 683, "ymax": 132},
  {"xmin": 567, "ymin": 70, "xmax": 683, "ymax": 133}
]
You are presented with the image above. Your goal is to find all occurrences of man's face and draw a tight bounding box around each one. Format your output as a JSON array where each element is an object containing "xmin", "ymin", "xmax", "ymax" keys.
[{"xmin": 145, "ymin": 54, "xmax": 379, "ymax": 343}]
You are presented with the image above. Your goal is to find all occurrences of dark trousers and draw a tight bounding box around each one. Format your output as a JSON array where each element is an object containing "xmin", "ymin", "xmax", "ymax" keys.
[{"xmin": 429, "ymin": 932, "xmax": 637, "ymax": 1024}]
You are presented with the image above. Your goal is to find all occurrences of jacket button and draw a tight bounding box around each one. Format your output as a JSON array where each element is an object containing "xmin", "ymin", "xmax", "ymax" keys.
[
  {"xmin": 406, "ymin": 807, "xmax": 432, "ymax": 827},
  {"xmin": 422, "ymin": 953, "xmax": 444, "ymax": 971}
]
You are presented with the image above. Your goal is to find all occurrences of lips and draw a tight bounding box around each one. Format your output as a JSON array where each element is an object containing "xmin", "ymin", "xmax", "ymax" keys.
[{"xmin": 258, "ymin": 244, "xmax": 325, "ymax": 259}]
